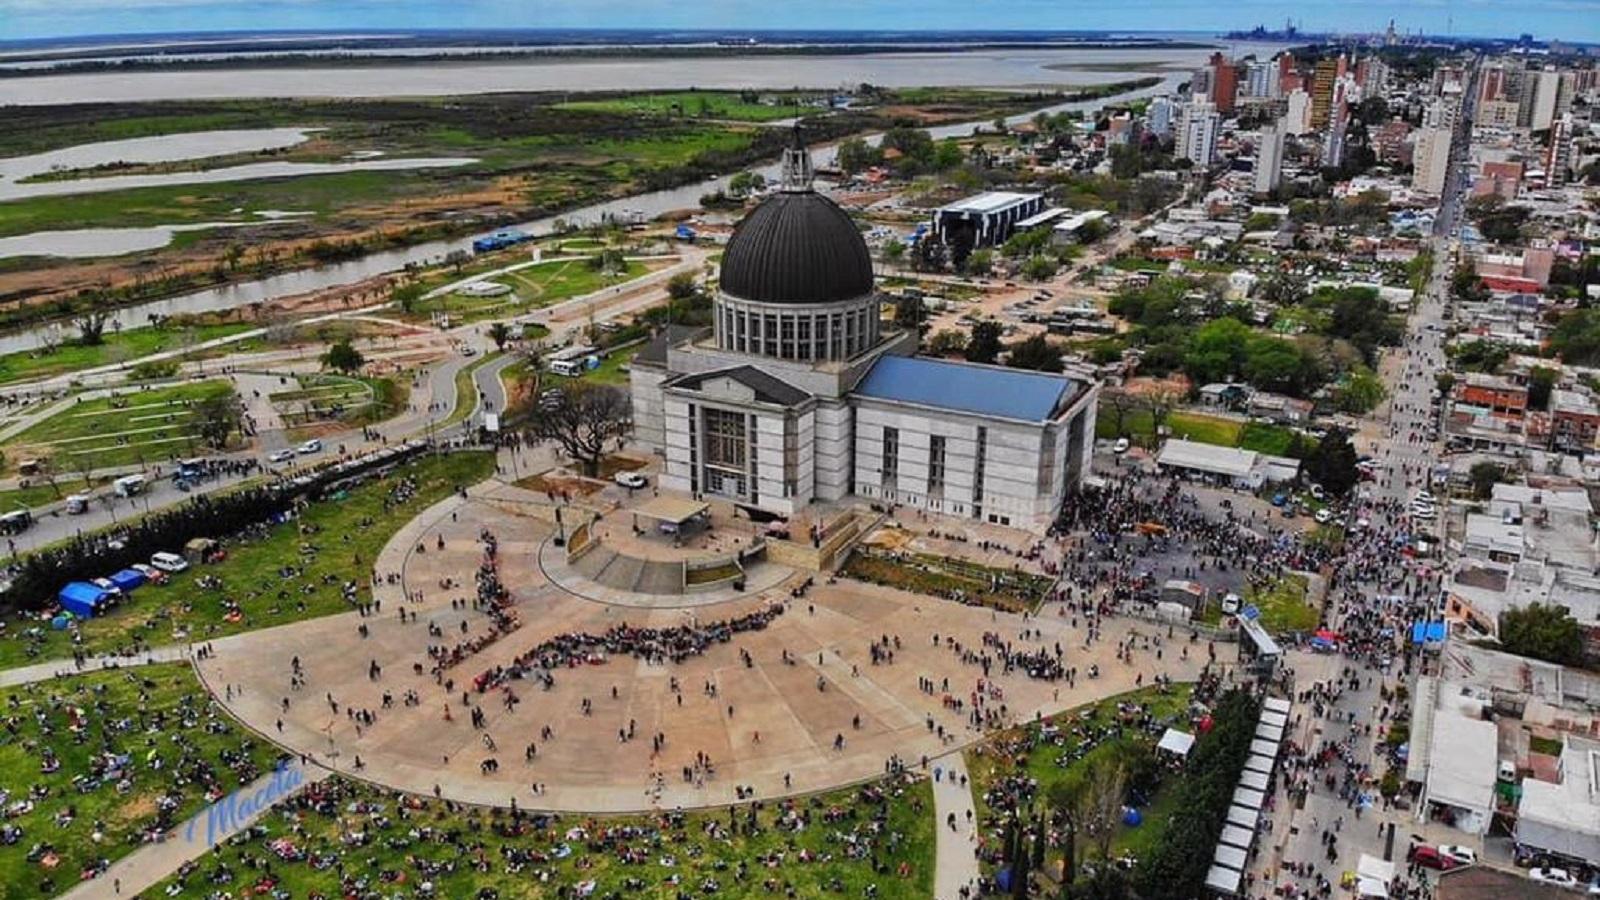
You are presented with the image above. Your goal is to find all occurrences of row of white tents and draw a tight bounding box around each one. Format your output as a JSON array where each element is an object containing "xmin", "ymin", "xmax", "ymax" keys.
[{"xmin": 1205, "ymin": 695, "xmax": 1291, "ymax": 897}]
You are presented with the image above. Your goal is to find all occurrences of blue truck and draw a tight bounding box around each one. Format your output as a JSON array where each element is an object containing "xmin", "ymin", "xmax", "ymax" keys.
[{"xmin": 472, "ymin": 229, "xmax": 533, "ymax": 254}]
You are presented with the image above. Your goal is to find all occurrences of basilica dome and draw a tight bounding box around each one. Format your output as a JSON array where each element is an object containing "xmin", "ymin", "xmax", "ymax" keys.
[{"xmin": 717, "ymin": 158, "xmax": 874, "ymax": 306}]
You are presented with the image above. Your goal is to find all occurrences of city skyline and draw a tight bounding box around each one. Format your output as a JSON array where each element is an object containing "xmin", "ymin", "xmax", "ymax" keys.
[{"xmin": 2, "ymin": 0, "xmax": 1599, "ymax": 44}]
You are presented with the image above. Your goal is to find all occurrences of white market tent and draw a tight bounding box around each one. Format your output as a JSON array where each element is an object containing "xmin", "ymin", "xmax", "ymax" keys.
[
  {"xmin": 1239, "ymin": 769, "xmax": 1271, "ymax": 791},
  {"xmin": 1213, "ymin": 844, "xmax": 1248, "ymax": 871},
  {"xmin": 1244, "ymin": 753, "xmax": 1275, "ymax": 775},
  {"xmin": 1261, "ymin": 710, "xmax": 1288, "ymax": 729},
  {"xmin": 1219, "ymin": 824, "xmax": 1255, "ymax": 849},
  {"xmin": 1356, "ymin": 854, "xmax": 1395, "ymax": 898},
  {"xmin": 1263, "ymin": 696, "xmax": 1291, "ymax": 715},
  {"xmin": 1250, "ymin": 738, "xmax": 1280, "ymax": 757},
  {"xmin": 1421, "ymin": 703, "xmax": 1498, "ymax": 834},
  {"xmin": 1226, "ymin": 804, "xmax": 1259, "ymax": 829},
  {"xmin": 1232, "ymin": 786, "xmax": 1266, "ymax": 810},
  {"xmin": 1157, "ymin": 727, "xmax": 1196, "ymax": 758},
  {"xmin": 1256, "ymin": 720, "xmax": 1286, "ymax": 741},
  {"xmin": 1206, "ymin": 863, "xmax": 1243, "ymax": 896}
]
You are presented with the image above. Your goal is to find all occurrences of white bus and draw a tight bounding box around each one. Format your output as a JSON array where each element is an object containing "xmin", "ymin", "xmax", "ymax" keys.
[{"xmin": 546, "ymin": 345, "xmax": 597, "ymax": 378}]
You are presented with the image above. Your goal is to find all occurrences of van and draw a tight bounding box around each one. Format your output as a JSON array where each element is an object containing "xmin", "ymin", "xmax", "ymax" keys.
[
  {"xmin": 0, "ymin": 510, "xmax": 31, "ymax": 535},
  {"xmin": 548, "ymin": 359, "xmax": 585, "ymax": 377},
  {"xmin": 65, "ymin": 494, "xmax": 89, "ymax": 515},
  {"xmin": 113, "ymin": 474, "xmax": 146, "ymax": 498}
]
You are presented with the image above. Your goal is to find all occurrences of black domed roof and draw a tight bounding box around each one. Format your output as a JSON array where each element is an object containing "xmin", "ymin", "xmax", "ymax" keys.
[{"xmin": 719, "ymin": 191, "xmax": 875, "ymax": 305}]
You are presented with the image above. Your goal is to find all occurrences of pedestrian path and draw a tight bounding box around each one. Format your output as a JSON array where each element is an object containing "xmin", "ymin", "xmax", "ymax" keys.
[
  {"xmin": 59, "ymin": 762, "xmax": 328, "ymax": 900},
  {"xmin": 0, "ymin": 645, "xmax": 190, "ymax": 688},
  {"xmin": 934, "ymin": 752, "xmax": 981, "ymax": 900}
]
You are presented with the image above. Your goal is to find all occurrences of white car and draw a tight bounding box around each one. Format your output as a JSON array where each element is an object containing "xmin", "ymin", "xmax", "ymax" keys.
[
  {"xmin": 1220, "ymin": 593, "xmax": 1241, "ymax": 615},
  {"xmin": 268, "ymin": 449, "xmax": 295, "ymax": 464},
  {"xmin": 1437, "ymin": 845, "xmax": 1477, "ymax": 866},
  {"xmin": 1415, "ymin": 491, "xmax": 1437, "ymax": 505},
  {"xmin": 150, "ymin": 552, "xmax": 189, "ymax": 574},
  {"xmin": 1531, "ymin": 868, "xmax": 1579, "ymax": 889},
  {"xmin": 297, "ymin": 439, "xmax": 323, "ymax": 456},
  {"xmin": 614, "ymin": 472, "xmax": 648, "ymax": 490},
  {"xmin": 1314, "ymin": 508, "xmax": 1333, "ymax": 524},
  {"xmin": 1112, "ymin": 438, "xmax": 1130, "ymax": 454}
]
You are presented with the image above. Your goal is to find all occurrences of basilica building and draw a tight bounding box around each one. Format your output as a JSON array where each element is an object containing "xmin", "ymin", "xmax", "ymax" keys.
[{"xmin": 630, "ymin": 138, "xmax": 1099, "ymax": 532}]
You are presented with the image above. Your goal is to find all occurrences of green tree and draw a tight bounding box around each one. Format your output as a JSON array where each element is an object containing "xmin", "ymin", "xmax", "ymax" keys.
[
  {"xmin": 893, "ymin": 293, "xmax": 925, "ymax": 331},
  {"xmin": 321, "ymin": 339, "xmax": 365, "ymax": 374},
  {"xmin": 1336, "ymin": 368, "xmax": 1387, "ymax": 414},
  {"xmin": 1549, "ymin": 309, "xmax": 1600, "ymax": 365},
  {"xmin": 1499, "ymin": 603, "xmax": 1586, "ymax": 666},
  {"xmin": 928, "ymin": 329, "xmax": 968, "ymax": 356},
  {"xmin": 964, "ymin": 248, "xmax": 996, "ymax": 276},
  {"xmin": 1528, "ymin": 367, "xmax": 1558, "ymax": 411},
  {"xmin": 1469, "ymin": 461, "xmax": 1506, "ymax": 500},
  {"xmin": 1451, "ymin": 263, "xmax": 1490, "ymax": 304},
  {"xmin": 194, "ymin": 394, "xmax": 243, "ymax": 451},
  {"xmin": 727, "ymin": 170, "xmax": 766, "ymax": 197},
  {"xmin": 1245, "ymin": 337, "xmax": 1312, "ymax": 396},
  {"xmin": 666, "ymin": 272, "xmax": 699, "ymax": 301},
  {"xmin": 1006, "ymin": 334, "xmax": 1065, "ymax": 372},
  {"xmin": 966, "ymin": 321, "xmax": 1004, "ymax": 364},
  {"xmin": 1022, "ymin": 255, "xmax": 1060, "ymax": 281},
  {"xmin": 835, "ymin": 137, "xmax": 883, "ymax": 175},
  {"xmin": 1183, "ymin": 318, "xmax": 1252, "ymax": 386},
  {"xmin": 1304, "ymin": 428, "xmax": 1359, "ymax": 497},
  {"xmin": 487, "ymin": 322, "xmax": 512, "ymax": 351}
]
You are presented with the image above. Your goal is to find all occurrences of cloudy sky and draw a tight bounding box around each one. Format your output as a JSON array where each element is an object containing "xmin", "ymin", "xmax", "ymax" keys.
[{"xmin": 3, "ymin": 0, "xmax": 1597, "ymax": 43}]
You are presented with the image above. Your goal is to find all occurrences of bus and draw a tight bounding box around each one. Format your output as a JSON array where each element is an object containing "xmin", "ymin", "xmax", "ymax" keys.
[{"xmin": 545, "ymin": 345, "xmax": 598, "ymax": 378}]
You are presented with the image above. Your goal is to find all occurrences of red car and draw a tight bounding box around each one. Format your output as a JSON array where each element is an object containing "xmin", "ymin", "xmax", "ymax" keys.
[{"xmin": 1408, "ymin": 845, "xmax": 1461, "ymax": 871}]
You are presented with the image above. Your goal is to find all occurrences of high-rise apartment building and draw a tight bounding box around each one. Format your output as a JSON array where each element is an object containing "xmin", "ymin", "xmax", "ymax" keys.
[
  {"xmin": 1255, "ymin": 123, "xmax": 1285, "ymax": 194},
  {"xmin": 1545, "ymin": 114, "xmax": 1575, "ymax": 187},
  {"xmin": 1209, "ymin": 52, "xmax": 1239, "ymax": 114},
  {"xmin": 1310, "ymin": 56, "xmax": 1342, "ymax": 130},
  {"xmin": 1284, "ymin": 89, "xmax": 1312, "ymax": 136},
  {"xmin": 1176, "ymin": 101, "xmax": 1220, "ymax": 168},
  {"xmin": 1147, "ymin": 96, "xmax": 1175, "ymax": 138},
  {"xmin": 1413, "ymin": 126, "xmax": 1453, "ymax": 195},
  {"xmin": 1529, "ymin": 69, "xmax": 1561, "ymax": 131}
]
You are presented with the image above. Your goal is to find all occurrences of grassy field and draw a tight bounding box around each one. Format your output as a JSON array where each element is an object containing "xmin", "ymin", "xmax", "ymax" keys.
[
  {"xmin": 1246, "ymin": 572, "xmax": 1319, "ymax": 633},
  {"xmin": 0, "ymin": 322, "xmax": 254, "ymax": 386},
  {"xmin": 586, "ymin": 343, "xmax": 643, "ymax": 386},
  {"xmin": 1097, "ymin": 405, "xmax": 1307, "ymax": 457},
  {"xmin": 965, "ymin": 686, "xmax": 1196, "ymax": 876},
  {"xmin": 0, "ymin": 663, "xmax": 283, "ymax": 899},
  {"xmin": 409, "ymin": 258, "xmax": 652, "ymax": 326},
  {"xmin": 558, "ymin": 90, "xmax": 830, "ymax": 122},
  {"xmin": 271, "ymin": 373, "xmax": 405, "ymax": 431},
  {"xmin": 153, "ymin": 773, "xmax": 934, "ymax": 899},
  {"xmin": 840, "ymin": 549, "xmax": 1054, "ymax": 614},
  {"xmin": 2, "ymin": 380, "xmax": 236, "ymax": 472},
  {"xmin": 0, "ymin": 451, "xmax": 496, "ymax": 670}
]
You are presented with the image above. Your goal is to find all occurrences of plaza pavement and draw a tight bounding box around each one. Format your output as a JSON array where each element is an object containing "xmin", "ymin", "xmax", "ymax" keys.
[{"xmin": 196, "ymin": 492, "xmax": 1212, "ymax": 814}]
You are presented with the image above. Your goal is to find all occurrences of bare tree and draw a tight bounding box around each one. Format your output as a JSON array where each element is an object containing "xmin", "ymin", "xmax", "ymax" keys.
[
  {"xmin": 1080, "ymin": 755, "xmax": 1129, "ymax": 861},
  {"xmin": 523, "ymin": 383, "xmax": 632, "ymax": 478},
  {"xmin": 1143, "ymin": 387, "xmax": 1182, "ymax": 443},
  {"xmin": 1101, "ymin": 388, "xmax": 1138, "ymax": 440}
]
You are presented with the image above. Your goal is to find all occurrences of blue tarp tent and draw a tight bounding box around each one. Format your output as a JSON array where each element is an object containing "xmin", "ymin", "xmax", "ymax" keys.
[
  {"xmin": 58, "ymin": 582, "xmax": 109, "ymax": 618},
  {"xmin": 1410, "ymin": 622, "xmax": 1446, "ymax": 645},
  {"xmin": 108, "ymin": 569, "xmax": 146, "ymax": 592}
]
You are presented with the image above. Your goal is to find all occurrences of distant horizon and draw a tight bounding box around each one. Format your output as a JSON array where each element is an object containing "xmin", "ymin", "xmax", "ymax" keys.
[{"xmin": 1, "ymin": 4, "xmax": 1595, "ymax": 47}]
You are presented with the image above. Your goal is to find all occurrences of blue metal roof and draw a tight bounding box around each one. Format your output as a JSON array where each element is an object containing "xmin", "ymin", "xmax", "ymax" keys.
[{"xmin": 855, "ymin": 356, "xmax": 1075, "ymax": 421}]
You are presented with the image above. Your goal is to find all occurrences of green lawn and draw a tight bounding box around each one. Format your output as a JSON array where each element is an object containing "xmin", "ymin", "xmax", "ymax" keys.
[
  {"xmin": 153, "ymin": 774, "xmax": 934, "ymax": 899},
  {"xmin": 271, "ymin": 373, "xmax": 404, "ymax": 430},
  {"xmin": 2, "ymin": 380, "xmax": 236, "ymax": 472},
  {"xmin": 0, "ymin": 451, "xmax": 496, "ymax": 670},
  {"xmin": 585, "ymin": 344, "xmax": 642, "ymax": 386},
  {"xmin": 840, "ymin": 549, "xmax": 1054, "ymax": 614},
  {"xmin": 1246, "ymin": 572, "xmax": 1320, "ymax": 633},
  {"xmin": 1098, "ymin": 405, "xmax": 1306, "ymax": 457},
  {"xmin": 559, "ymin": 91, "xmax": 827, "ymax": 122},
  {"xmin": 0, "ymin": 323, "xmax": 254, "ymax": 386},
  {"xmin": 0, "ymin": 663, "xmax": 283, "ymax": 899},
  {"xmin": 411, "ymin": 258, "xmax": 651, "ymax": 327},
  {"xmin": 965, "ymin": 686, "xmax": 1196, "ymax": 875},
  {"xmin": 0, "ymin": 475, "xmax": 105, "ymax": 513}
]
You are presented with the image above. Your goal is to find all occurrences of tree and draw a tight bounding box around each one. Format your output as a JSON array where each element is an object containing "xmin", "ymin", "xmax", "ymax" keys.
[
  {"xmin": 1143, "ymin": 388, "xmax": 1181, "ymax": 441},
  {"xmin": 727, "ymin": 171, "xmax": 766, "ymax": 197},
  {"xmin": 966, "ymin": 321, "xmax": 1003, "ymax": 364},
  {"xmin": 1183, "ymin": 318, "xmax": 1252, "ymax": 386},
  {"xmin": 321, "ymin": 339, "xmax": 365, "ymax": 374},
  {"xmin": 1499, "ymin": 603, "xmax": 1586, "ymax": 666},
  {"xmin": 74, "ymin": 311, "xmax": 110, "ymax": 346},
  {"xmin": 1469, "ymin": 461, "xmax": 1506, "ymax": 500},
  {"xmin": 928, "ymin": 329, "xmax": 968, "ymax": 357},
  {"xmin": 487, "ymin": 322, "xmax": 512, "ymax": 351},
  {"xmin": 1451, "ymin": 263, "xmax": 1490, "ymax": 304},
  {"xmin": 964, "ymin": 248, "xmax": 996, "ymax": 276},
  {"xmin": 1047, "ymin": 775, "xmax": 1086, "ymax": 887},
  {"xmin": 1022, "ymin": 254, "xmax": 1059, "ymax": 282},
  {"xmin": 666, "ymin": 272, "xmax": 699, "ymax": 302},
  {"xmin": 1528, "ymin": 366, "xmax": 1558, "ymax": 411},
  {"xmin": 444, "ymin": 249, "xmax": 471, "ymax": 274},
  {"xmin": 194, "ymin": 394, "xmax": 242, "ymax": 451},
  {"xmin": 1304, "ymin": 428, "xmax": 1359, "ymax": 497},
  {"xmin": 1550, "ymin": 309, "xmax": 1600, "ymax": 366},
  {"xmin": 1006, "ymin": 334, "xmax": 1065, "ymax": 372},
  {"xmin": 1099, "ymin": 389, "xmax": 1138, "ymax": 441},
  {"xmin": 1336, "ymin": 368, "xmax": 1386, "ymax": 414},
  {"xmin": 893, "ymin": 292, "xmax": 925, "ymax": 331},
  {"xmin": 835, "ymin": 137, "xmax": 883, "ymax": 175},
  {"xmin": 523, "ymin": 383, "xmax": 632, "ymax": 478},
  {"xmin": 1080, "ymin": 754, "xmax": 1129, "ymax": 860}
]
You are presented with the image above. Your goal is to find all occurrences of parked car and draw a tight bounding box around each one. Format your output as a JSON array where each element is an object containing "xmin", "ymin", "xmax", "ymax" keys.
[
  {"xmin": 1314, "ymin": 508, "xmax": 1333, "ymax": 524},
  {"xmin": 1407, "ymin": 845, "xmax": 1460, "ymax": 871},
  {"xmin": 1112, "ymin": 438, "xmax": 1130, "ymax": 454},
  {"xmin": 614, "ymin": 472, "xmax": 648, "ymax": 490},
  {"xmin": 130, "ymin": 563, "xmax": 168, "ymax": 585},
  {"xmin": 1436, "ymin": 846, "xmax": 1477, "ymax": 867},
  {"xmin": 1530, "ymin": 868, "xmax": 1578, "ymax": 889},
  {"xmin": 297, "ymin": 439, "xmax": 323, "ymax": 456},
  {"xmin": 268, "ymin": 449, "xmax": 295, "ymax": 464},
  {"xmin": 1220, "ymin": 593, "xmax": 1241, "ymax": 615},
  {"xmin": 150, "ymin": 552, "xmax": 189, "ymax": 574}
]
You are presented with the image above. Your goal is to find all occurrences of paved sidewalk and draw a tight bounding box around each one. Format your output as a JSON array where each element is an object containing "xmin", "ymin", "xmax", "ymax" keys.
[
  {"xmin": 0, "ymin": 645, "xmax": 190, "ymax": 688},
  {"xmin": 934, "ymin": 753, "xmax": 981, "ymax": 900},
  {"xmin": 60, "ymin": 762, "xmax": 327, "ymax": 900}
]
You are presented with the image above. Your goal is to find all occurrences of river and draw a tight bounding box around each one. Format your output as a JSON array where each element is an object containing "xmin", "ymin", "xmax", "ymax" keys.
[
  {"xmin": 0, "ymin": 44, "xmax": 1277, "ymax": 106},
  {"xmin": 0, "ymin": 69, "xmax": 1197, "ymax": 356}
]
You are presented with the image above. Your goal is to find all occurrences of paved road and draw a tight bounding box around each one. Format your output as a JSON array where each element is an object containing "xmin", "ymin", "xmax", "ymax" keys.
[{"xmin": 934, "ymin": 753, "xmax": 981, "ymax": 900}]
